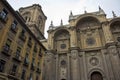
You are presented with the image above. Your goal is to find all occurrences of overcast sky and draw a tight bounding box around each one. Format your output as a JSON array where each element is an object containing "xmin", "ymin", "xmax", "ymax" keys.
[{"xmin": 7, "ymin": 0, "xmax": 120, "ymax": 37}]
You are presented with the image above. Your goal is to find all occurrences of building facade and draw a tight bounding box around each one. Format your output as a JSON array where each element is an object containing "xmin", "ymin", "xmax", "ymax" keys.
[
  {"xmin": 0, "ymin": 0, "xmax": 46, "ymax": 80},
  {"xmin": 43, "ymin": 8, "xmax": 120, "ymax": 80}
]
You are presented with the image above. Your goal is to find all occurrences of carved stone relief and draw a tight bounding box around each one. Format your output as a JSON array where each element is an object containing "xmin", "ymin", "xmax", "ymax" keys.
[{"xmin": 89, "ymin": 57, "xmax": 99, "ymax": 66}]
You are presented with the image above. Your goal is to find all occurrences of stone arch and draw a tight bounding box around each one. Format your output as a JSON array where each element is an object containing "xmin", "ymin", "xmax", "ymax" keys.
[
  {"xmin": 88, "ymin": 68, "xmax": 105, "ymax": 80},
  {"xmin": 109, "ymin": 18, "xmax": 120, "ymax": 31},
  {"xmin": 109, "ymin": 18, "xmax": 120, "ymax": 42},
  {"xmin": 76, "ymin": 15, "xmax": 100, "ymax": 30},
  {"xmin": 54, "ymin": 29, "xmax": 70, "ymax": 52},
  {"xmin": 54, "ymin": 29, "xmax": 70, "ymax": 38}
]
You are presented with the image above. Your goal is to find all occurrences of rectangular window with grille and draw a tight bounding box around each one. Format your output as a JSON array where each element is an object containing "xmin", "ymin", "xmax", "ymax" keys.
[
  {"xmin": 0, "ymin": 60, "xmax": 5, "ymax": 72},
  {"xmin": 11, "ymin": 20, "xmax": 18, "ymax": 33},
  {"xmin": 0, "ymin": 8, "xmax": 8, "ymax": 22},
  {"xmin": 21, "ymin": 69, "xmax": 26, "ymax": 79}
]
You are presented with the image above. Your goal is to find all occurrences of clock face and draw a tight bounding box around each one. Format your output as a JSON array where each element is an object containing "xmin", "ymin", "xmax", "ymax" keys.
[{"xmin": 86, "ymin": 37, "xmax": 95, "ymax": 46}]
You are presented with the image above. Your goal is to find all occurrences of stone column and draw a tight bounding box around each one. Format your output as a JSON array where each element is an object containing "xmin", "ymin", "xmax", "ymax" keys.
[
  {"xmin": 67, "ymin": 53, "xmax": 70, "ymax": 80},
  {"xmin": 107, "ymin": 43, "xmax": 120, "ymax": 80},
  {"xmin": 55, "ymin": 54, "xmax": 58, "ymax": 80},
  {"xmin": 47, "ymin": 30, "xmax": 54, "ymax": 49},
  {"xmin": 70, "ymin": 48, "xmax": 80, "ymax": 80},
  {"xmin": 70, "ymin": 27, "xmax": 77, "ymax": 47},
  {"xmin": 44, "ymin": 50, "xmax": 55, "ymax": 80}
]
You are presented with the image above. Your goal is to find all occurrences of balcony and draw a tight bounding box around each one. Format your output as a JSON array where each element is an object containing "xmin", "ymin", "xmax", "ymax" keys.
[
  {"xmin": 13, "ymin": 53, "xmax": 23, "ymax": 62},
  {"xmin": 1, "ymin": 46, "xmax": 12, "ymax": 56},
  {"xmin": 23, "ymin": 58, "xmax": 29, "ymax": 67},
  {"xmin": 36, "ymin": 68, "xmax": 41, "ymax": 73},
  {"xmin": 19, "ymin": 34, "xmax": 26, "ymax": 42},
  {"xmin": 8, "ymin": 71, "xmax": 20, "ymax": 79}
]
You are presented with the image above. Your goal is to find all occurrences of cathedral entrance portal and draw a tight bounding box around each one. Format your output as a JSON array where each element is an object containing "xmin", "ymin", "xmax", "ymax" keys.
[{"xmin": 91, "ymin": 72, "xmax": 103, "ymax": 80}]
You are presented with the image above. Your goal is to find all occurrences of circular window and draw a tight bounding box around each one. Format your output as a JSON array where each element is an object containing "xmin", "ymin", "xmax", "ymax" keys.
[
  {"xmin": 61, "ymin": 60, "xmax": 66, "ymax": 65},
  {"xmin": 117, "ymin": 37, "xmax": 120, "ymax": 42},
  {"xmin": 86, "ymin": 37, "xmax": 95, "ymax": 46},
  {"xmin": 61, "ymin": 44, "xmax": 66, "ymax": 49}
]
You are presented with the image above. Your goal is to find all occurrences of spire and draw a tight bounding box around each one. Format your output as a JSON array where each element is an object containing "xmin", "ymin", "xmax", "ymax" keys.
[
  {"xmin": 84, "ymin": 10, "xmax": 87, "ymax": 14},
  {"xmin": 49, "ymin": 21, "xmax": 54, "ymax": 29},
  {"xmin": 70, "ymin": 11, "xmax": 73, "ymax": 16},
  {"xmin": 99, "ymin": 6, "xmax": 102, "ymax": 11},
  {"xmin": 112, "ymin": 11, "xmax": 117, "ymax": 18},
  {"xmin": 60, "ymin": 19, "xmax": 63, "ymax": 26},
  {"xmin": 98, "ymin": 6, "xmax": 105, "ymax": 14},
  {"xmin": 69, "ymin": 11, "xmax": 74, "ymax": 20},
  {"xmin": 84, "ymin": 7, "xmax": 87, "ymax": 14}
]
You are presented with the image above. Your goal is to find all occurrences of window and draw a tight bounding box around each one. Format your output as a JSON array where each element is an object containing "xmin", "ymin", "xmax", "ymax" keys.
[
  {"xmin": 0, "ymin": 60, "xmax": 5, "ymax": 72},
  {"xmin": 29, "ymin": 73, "xmax": 33, "ymax": 80},
  {"xmin": 0, "ymin": 8, "xmax": 8, "ymax": 20},
  {"xmin": 12, "ymin": 64, "xmax": 17, "ymax": 73},
  {"xmin": 19, "ymin": 29, "xmax": 26, "ymax": 41},
  {"xmin": 61, "ymin": 44, "xmax": 66, "ymax": 49},
  {"xmin": 28, "ymin": 37, "xmax": 32, "ymax": 47},
  {"xmin": 21, "ymin": 69, "xmax": 26, "ymax": 80},
  {"xmin": 4, "ymin": 39, "xmax": 12, "ymax": 52},
  {"xmin": 39, "ymin": 48, "xmax": 42, "ymax": 56},
  {"xmin": 34, "ymin": 43, "xmax": 37, "ymax": 52},
  {"xmin": 15, "ymin": 47, "xmax": 21, "ymax": 58},
  {"xmin": 11, "ymin": 20, "xmax": 18, "ymax": 32},
  {"xmin": 21, "ymin": 29, "xmax": 25, "ymax": 35},
  {"xmin": 36, "ymin": 76, "xmax": 39, "ymax": 80},
  {"xmin": 31, "ymin": 58, "xmax": 35, "ymax": 70},
  {"xmin": 24, "ymin": 53, "xmax": 29, "ymax": 65},
  {"xmin": 32, "ymin": 58, "xmax": 35, "ymax": 65},
  {"xmin": 38, "ymin": 62, "xmax": 40, "ymax": 67},
  {"xmin": 86, "ymin": 37, "xmax": 96, "ymax": 46},
  {"xmin": 117, "ymin": 37, "xmax": 120, "ymax": 42}
]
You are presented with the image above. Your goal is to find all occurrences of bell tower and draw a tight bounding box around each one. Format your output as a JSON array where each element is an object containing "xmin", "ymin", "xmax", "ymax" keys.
[{"xmin": 19, "ymin": 4, "xmax": 47, "ymax": 39}]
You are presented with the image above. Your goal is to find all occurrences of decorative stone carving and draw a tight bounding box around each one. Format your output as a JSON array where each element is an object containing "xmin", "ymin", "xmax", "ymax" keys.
[
  {"xmin": 71, "ymin": 50, "xmax": 78, "ymax": 59},
  {"xmin": 109, "ymin": 46, "xmax": 118, "ymax": 55},
  {"xmin": 90, "ymin": 52, "xmax": 97, "ymax": 56},
  {"xmin": 89, "ymin": 57, "xmax": 99, "ymax": 66}
]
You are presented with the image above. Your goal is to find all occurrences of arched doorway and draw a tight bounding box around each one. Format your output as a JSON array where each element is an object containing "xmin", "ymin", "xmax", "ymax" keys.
[{"xmin": 91, "ymin": 72, "xmax": 103, "ymax": 80}]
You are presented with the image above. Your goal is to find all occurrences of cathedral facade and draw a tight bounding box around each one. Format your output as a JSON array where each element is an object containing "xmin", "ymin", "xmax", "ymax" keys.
[{"xmin": 42, "ymin": 8, "xmax": 120, "ymax": 80}]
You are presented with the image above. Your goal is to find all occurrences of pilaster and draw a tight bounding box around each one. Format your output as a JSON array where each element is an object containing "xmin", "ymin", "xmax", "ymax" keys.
[
  {"xmin": 70, "ymin": 47, "xmax": 80, "ymax": 80},
  {"xmin": 106, "ymin": 43, "xmax": 120, "ymax": 80},
  {"xmin": 44, "ymin": 50, "xmax": 55, "ymax": 80},
  {"xmin": 102, "ymin": 21, "xmax": 113, "ymax": 44},
  {"xmin": 70, "ymin": 27, "xmax": 77, "ymax": 47}
]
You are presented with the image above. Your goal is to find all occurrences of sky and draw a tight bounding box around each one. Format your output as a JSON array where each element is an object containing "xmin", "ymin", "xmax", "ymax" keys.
[{"xmin": 7, "ymin": 0, "xmax": 120, "ymax": 38}]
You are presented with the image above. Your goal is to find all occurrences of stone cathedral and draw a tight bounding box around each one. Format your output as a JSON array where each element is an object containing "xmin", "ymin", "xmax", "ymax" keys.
[
  {"xmin": 18, "ymin": 3, "xmax": 120, "ymax": 80},
  {"xmin": 41, "ymin": 7, "xmax": 120, "ymax": 80}
]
